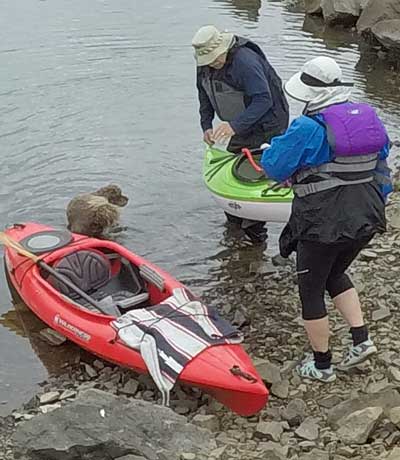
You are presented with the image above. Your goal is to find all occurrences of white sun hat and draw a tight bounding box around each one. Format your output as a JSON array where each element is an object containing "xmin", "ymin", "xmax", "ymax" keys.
[{"xmin": 284, "ymin": 56, "xmax": 353, "ymax": 111}]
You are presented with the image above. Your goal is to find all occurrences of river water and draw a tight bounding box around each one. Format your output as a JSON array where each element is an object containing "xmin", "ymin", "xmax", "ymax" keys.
[{"xmin": 1, "ymin": 0, "xmax": 399, "ymax": 415}]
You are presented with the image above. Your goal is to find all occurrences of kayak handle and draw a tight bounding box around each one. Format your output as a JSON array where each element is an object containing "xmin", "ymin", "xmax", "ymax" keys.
[
  {"xmin": 241, "ymin": 148, "xmax": 263, "ymax": 173},
  {"xmin": 230, "ymin": 365, "xmax": 257, "ymax": 383}
]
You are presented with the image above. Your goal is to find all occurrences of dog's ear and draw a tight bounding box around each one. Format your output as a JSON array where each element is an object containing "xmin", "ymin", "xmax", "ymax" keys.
[{"xmin": 95, "ymin": 184, "xmax": 128, "ymax": 206}]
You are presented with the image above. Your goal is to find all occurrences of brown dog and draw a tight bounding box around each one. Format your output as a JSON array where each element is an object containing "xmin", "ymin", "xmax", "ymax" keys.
[{"xmin": 66, "ymin": 185, "xmax": 128, "ymax": 237}]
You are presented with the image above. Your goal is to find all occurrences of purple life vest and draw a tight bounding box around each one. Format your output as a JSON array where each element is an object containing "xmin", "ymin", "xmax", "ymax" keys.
[{"xmin": 320, "ymin": 102, "xmax": 388, "ymax": 157}]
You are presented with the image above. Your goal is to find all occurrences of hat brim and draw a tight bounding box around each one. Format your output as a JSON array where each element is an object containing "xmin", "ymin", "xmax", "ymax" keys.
[
  {"xmin": 195, "ymin": 32, "xmax": 234, "ymax": 67},
  {"xmin": 284, "ymin": 72, "xmax": 320, "ymax": 103}
]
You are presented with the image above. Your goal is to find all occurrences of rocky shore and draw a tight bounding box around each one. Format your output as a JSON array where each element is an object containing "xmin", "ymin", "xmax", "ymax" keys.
[
  {"xmin": 304, "ymin": 0, "xmax": 400, "ymax": 66},
  {"xmin": 2, "ymin": 192, "xmax": 400, "ymax": 459}
]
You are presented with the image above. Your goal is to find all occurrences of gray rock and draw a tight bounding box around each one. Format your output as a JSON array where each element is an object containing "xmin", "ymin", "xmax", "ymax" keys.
[
  {"xmin": 336, "ymin": 406, "xmax": 383, "ymax": 444},
  {"xmin": 83, "ymin": 363, "xmax": 98, "ymax": 379},
  {"xmin": 209, "ymin": 446, "xmax": 227, "ymax": 459},
  {"xmin": 180, "ymin": 454, "xmax": 196, "ymax": 460},
  {"xmin": 59, "ymin": 390, "xmax": 77, "ymax": 401},
  {"xmin": 39, "ymin": 403, "xmax": 62, "ymax": 414},
  {"xmin": 327, "ymin": 388, "xmax": 400, "ymax": 428},
  {"xmin": 257, "ymin": 441, "xmax": 288, "ymax": 460},
  {"xmin": 357, "ymin": 0, "xmax": 400, "ymax": 34},
  {"xmin": 305, "ymin": 0, "xmax": 323, "ymax": 14},
  {"xmin": 386, "ymin": 448, "xmax": 400, "ymax": 460},
  {"xmin": 254, "ymin": 421, "xmax": 284, "ymax": 441},
  {"xmin": 321, "ymin": 0, "xmax": 361, "ymax": 26},
  {"xmin": 116, "ymin": 456, "xmax": 147, "ymax": 460},
  {"xmin": 254, "ymin": 359, "xmax": 282, "ymax": 384},
  {"xmin": 39, "ymin": 391, "xmax": 60, "ymax": 405},
  {"xmin": 191, "ymin": 414, "xmax": 220, "ymax": 432},
  {"xmin": 389, "ymin": 407, "xmax": 400, "ymax": 428},
  {"xmin": 12, "ymin": 389, "xmax": 216, "ymax": 460},
  {"xmin": 271, "ymin": 380, "xmax": 289, "ymax": 399},
  {"xmin": 295, "ymin": 417, "xmax": 319, "ymax": 441},
  {"xmin": 281, "ymin": 398, "xmax": 307, "ymax": 426},
  {"xmin": 388, "ymin": 366, "xmax": 400, "ymax": 382},
  {"xmin": 299, "ymin": 449, "xmax": 329, "ymax": 460},
  {"xmin": 372, "ymin": 307, "xmax": 392, "ymax": 321},
  {"xmin": 372, "ymin": 19, "xmax": 400, "ymax": 52},
  {"xmin": 119, "ymin": 380, "xmax": 139, "ymax": 396},
  {"xmin": 336, "ymin": 446, "xmax": 356, "ymax": 457},
  {"xmin": 92, "ymin": 359, "xmax": 105, "ymax": 370},
  {"xmin": 319, "ymin": 394, "xmax": 343, "ymax": 409}
]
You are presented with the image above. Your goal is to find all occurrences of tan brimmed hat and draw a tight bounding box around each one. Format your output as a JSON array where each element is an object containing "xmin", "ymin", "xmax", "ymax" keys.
[{"xmin": 192, "ymin": 25, "xmax": 234, "ymax": 67}]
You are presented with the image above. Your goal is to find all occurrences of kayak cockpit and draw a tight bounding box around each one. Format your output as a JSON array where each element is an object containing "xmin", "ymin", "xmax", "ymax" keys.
[{"xmin": 43, "ymin": 248, "xmax": 153, "ymax": 317}]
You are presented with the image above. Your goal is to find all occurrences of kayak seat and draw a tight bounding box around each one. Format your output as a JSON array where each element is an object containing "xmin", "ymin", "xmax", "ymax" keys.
[{"xmin": 49, "ymin": 250, "xmax": 149, "ymax": 315}]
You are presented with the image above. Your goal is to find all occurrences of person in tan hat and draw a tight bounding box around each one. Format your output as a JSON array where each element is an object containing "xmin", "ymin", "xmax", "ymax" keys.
[{"xmin": 192, "ymin": 25, "xmax": 289, "ymax": 244}]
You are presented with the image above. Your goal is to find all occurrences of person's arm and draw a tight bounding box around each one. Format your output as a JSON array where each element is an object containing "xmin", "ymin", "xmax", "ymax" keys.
[
  {"xmin": 196, "ymin": 71, "xmax": 214, "ymax": 132},
  {"xmin": 260, "ymin": 116, "xmax": 330, "ymax": 182},
  {"xmin": 229, "ymin": 52, "xmax": 273, "ymax": 135}
]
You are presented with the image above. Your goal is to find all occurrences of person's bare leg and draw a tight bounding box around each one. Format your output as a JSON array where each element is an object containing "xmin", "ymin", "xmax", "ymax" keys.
[
  {"xmin": 304, "ymin": 317, "xmax": 330, "ymax": 352},
  {"xmin": 332, "ymin": 288, "xmax": 364, "ymax": 327}
]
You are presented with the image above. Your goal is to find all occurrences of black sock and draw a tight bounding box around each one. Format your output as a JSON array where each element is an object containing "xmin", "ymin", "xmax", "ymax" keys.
[
  {"xmin": 350, "ymin": 325, "xmax": 368, "ymax": 346},
  {"xmin": 313, "ymin": 350, "xmax": 332, "ymax": 370}
]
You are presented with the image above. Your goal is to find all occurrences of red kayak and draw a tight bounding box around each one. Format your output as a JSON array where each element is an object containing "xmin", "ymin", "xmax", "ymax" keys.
[{"xmin": 3, "ymin": 222, "xmax": 268, "ymax": 415}]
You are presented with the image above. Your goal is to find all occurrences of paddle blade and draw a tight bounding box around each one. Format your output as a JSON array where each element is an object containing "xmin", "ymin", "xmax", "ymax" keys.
[{"xmin": 0, "ymin": 232, "xmax": 39, "ymax": 262}]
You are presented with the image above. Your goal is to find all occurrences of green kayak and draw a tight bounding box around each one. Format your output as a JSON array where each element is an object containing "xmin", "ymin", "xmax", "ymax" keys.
[{"xmin": 203, "ymin": 146, "xmax": 293, "ymax": 222}]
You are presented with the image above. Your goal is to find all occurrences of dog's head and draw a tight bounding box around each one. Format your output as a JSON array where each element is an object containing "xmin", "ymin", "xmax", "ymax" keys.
[{"xmin": 95, "ymin": 184, "xmax": 128, "ymax": 207}]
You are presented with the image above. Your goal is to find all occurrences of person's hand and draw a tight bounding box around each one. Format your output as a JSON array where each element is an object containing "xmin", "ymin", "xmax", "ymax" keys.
[
  {"xmin": 203, "ymin": 129, "xmax": 215, "ymax": 146},
  {"xmin": 213, "ymin": 122, "xmax": 235, "ymax": 143}
]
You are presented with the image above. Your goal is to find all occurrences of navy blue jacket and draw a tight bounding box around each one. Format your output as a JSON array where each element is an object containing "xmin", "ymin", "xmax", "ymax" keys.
[{"xmin": 196, "ymin": 38, "xmax": 289, "ymax": 136}]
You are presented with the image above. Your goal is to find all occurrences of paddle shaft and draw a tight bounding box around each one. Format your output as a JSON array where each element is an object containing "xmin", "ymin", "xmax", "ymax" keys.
[{"xmin": 0, "ymin": 232, "xmax": 110, "ymax": 315}]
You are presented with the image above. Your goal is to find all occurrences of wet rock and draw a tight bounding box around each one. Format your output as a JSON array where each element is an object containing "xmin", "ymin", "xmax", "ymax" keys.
[
  {"xmin": 281, "ymin": 398, "xmax": 307, "ymax": 426},
  {"xmin": 119, "ymin": 380, "xmax": 139, "ymax": 396},
  {"xmin": 254, "ymin": 421, "xmax": 284, "ymax": 441},
  {"xmin": 337, "ymin": 406, "xmax": 383, "ymax": 444},
  {"xmin": 12, "ymin": 389, "xmax": 216, "ymax": 460},
  {"xmin": 357, "ymin": 0, "xmax": 400, "ymax": 34},
  {"xmin": 271, "ymin": 380, "xmax": 290, "ymax": 399},
  {"xmin": 372, "ymin": 20, "xmax": 400, "ymax": 53},
  {"xmin": 209, "ymin": 446, "xmax": 227, "ymax": 459},
  {"xmin": 254, "ymin": 360, "xmax": 282, "ymax": 384},
  {"xmin": 39, "ymin": 328, "xmax": 67, "ymax": 346},
  {"xmin": 39, "ymin": 391, "xmax": 60, "ymax": 405},
  {"xmin": 327, "ymin": 389, "xmax": 400, "ymax": 427},
  {"xmin": 232, "ymin": 309, "xmax": 248, "ymax": 328},
  {"xmin": 305, "ymin": 0, "xmax": 322, "ymax": 15},
  {"xmin": 322, "ymin": 0, "xmax": 361, "ymax": 26},
  {"xmin": 372, "ymin": 307, "xmax": 392, "ymax": 321},
  {"xmin": 389, "ymin": 407, "xmax": 400, "ymax": 428},
  {"xmin": 295, "ymin": 417, "xmax": 319, "ymax": 441},
  {"xmin": 191, "ymin": 414, "xmax": 219, "ymax": 432},
  {"xmin": 299, "ymin": 449, "xmax": 329, "ymax": 460}
]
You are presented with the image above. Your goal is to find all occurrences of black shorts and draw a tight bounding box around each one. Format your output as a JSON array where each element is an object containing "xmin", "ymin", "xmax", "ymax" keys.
[{"xmin": 296, "ymin": 238, "xmax": 371, "ymax": 320}]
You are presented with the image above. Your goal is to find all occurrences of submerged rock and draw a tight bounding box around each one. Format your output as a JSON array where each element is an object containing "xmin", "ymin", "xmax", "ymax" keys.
[
  {"xmin": 371, "ymin": 20, "xmax": 400, "ymax": 53},
  {"xmin": 305, "ymin": 0, "xmax": 323, "ymax": 15}
]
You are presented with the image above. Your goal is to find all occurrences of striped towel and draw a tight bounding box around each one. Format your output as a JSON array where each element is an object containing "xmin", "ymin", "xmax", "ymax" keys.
[{"xmin": 111, "ymin": 288, "xmax": 243, "ymax": 405}]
